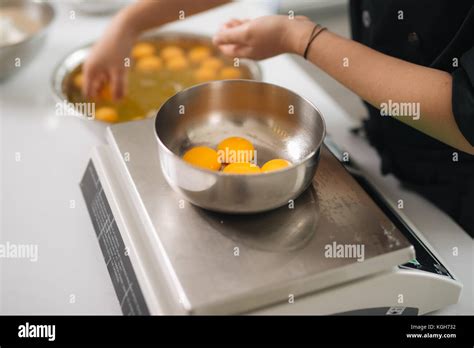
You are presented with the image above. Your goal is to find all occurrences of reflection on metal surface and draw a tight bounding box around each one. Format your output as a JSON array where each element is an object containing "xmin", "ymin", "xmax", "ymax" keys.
[
  {"xmin": 196, "ymin": 186, "xmax": 319, "ymax": 252},
  {"xmin": 155, "ymin": 80, "xmax": 326, "ymax": 213},
  {"xmin": 107, "ymin": 119, "xmax": 414, "ymax": 314},
  {"xmin": 0, "ymin": 0, "xmax": 55, "ymax": 80}
]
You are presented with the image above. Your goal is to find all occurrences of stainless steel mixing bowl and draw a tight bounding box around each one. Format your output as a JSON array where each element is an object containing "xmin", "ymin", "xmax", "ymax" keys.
[
  {"xmin": 0, "ymin": 0, "xmax": 55, "ymax": 80},
  {"xmin": 155, "ymin": 80, "xmax": 326, "ymax": 213},
  {"xmin": 51, "ymin": 31, "xmax": 261, "ymax": 118}
]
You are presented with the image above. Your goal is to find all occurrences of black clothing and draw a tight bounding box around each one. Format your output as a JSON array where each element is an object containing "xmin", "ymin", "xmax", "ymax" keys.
[{"xmin": 349, "ymin": 0, "xmax": 474, "ymax": 236}]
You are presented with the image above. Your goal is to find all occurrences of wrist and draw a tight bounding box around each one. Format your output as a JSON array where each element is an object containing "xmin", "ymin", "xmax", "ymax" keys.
[
  {"xmin": 283, "ymin": 20, "xmax": 317, "ymax": 56},
  {"xmin": 113, "ymin": 8, "xmax": 141, "ymax": 41}
]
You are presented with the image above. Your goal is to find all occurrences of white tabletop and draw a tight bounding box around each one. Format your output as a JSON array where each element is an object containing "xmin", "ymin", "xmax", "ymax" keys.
[{"xmin": 0, "ymin": 1, "xmax": 472, "ymax": 315}]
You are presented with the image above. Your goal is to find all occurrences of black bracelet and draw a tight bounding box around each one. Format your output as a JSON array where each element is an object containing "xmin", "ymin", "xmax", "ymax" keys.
[
  {"xmin": 303, "ymin": 24, "xmax": 319, "ymax": 58},
  {"xmin": 303, "ymin": 25, "xmax": 327, "ymax": 59}
]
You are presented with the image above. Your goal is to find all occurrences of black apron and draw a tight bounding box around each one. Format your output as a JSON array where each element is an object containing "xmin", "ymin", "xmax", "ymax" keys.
[{"xmin": 349, "ymin": 0, "xmax": 474, "ymax": 237}]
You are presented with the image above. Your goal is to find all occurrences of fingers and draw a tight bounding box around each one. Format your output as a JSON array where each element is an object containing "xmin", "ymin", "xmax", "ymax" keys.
[
  {"xmin": 295, "ymin": 15, "xmax": 310, "ymax": 21},
  {"xmin": 83, "ymin": 68, "xmax": 105, "ymax": 99},
  {"xmin": 110, "ymin": 69, "xmax": 126, "ymax": 100},
  {"xmin": 221, "ymin": 18, "xmax": 242, "ymax": 29},
  {"xmin": 83, "ymin": 64, "xmax": 126, "ymax": 100},
  {"xmin": 82, "ymin": 65, "xmax": 93, "ymax": 98},
  {"xmin": 221, "ymin": 18, "xmax": 250, "ymax": 30},
  {"xmin": 213, "ymin": 21, "xmax": 250, "ymax": 46},
  {"xmin": 218, "ymin": 44, "xmax": 253, "ymax": 59},
  {"xmin": 217, "ymin": 44, "xmax": 239, "ymax": 57},
  {"xmin": 215, "ymin": 19, "xmax": 256, "ymax": 58}
]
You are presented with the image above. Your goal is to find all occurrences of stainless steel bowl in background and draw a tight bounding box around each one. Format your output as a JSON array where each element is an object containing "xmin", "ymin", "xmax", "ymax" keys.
[
  {"xmin": 0, "ymin": 0, "xmax": 55, "ymax": 80},
  {"xmin": 51, "ymin": 31, "xmax": 262, "ymax": 117},
  {"xmin": 155, "ymin": 80, "xmax": 326, "ymax": 214},
  {"xmin": 69, "ymin": 0, "xmax": 130, "ymax": 15}
]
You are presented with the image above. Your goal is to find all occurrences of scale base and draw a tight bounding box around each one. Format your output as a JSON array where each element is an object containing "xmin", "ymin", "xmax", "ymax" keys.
[{"xmin": 80, "ymin": 120, "xmax": 462, "ymax": 315}]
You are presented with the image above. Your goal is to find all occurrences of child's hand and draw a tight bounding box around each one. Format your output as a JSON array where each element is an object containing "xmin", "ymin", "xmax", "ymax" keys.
[
  {"xmin": 213, "ymin": 15, "xmax": 315, "ymax": 60},
  {"xmin": 82, "ymin": 18, "xmax": 136, "ymax": 100}
]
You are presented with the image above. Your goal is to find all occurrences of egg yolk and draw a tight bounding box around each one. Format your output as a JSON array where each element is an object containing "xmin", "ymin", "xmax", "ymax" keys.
[
  {"xmin": 97, "ymin": 84, "xmax": 113, "ymax": 101},
  {"xmin": 188, "ymin": 46, "xmax": 211, "ymax": 63},
  {"xmin": 131, "ymin": 42, "xmax": 156, "ymax": 59},
  {"xmin": 261, "ymin": 159, "xmax": 292, "ymax": 172},
  {"xmin": 194, "ymin": 67, "xmax": 217, "ymax": 83},
  {"xmin": 166, "ymin": 56, "xmax": 189, "ymax": 71},
  {"xmin": 73, "ymin": 73, "xmax": 83, "ymax": 89},
  {"xmin": 219, "ymin": 67, "xmax": 242, "ymax": 79},
  {"xmin": 136, "ymin": 56, "xmax": 163, "ymax": 72},
  {"xmin": 217, "ymin": 137, "xmax": 255, "ymax": 163},
  {"xmin": 95, "ymin": 106, "xmax": 119, "ymax": 123},
  {"xmin": 160, "ymin": 46, "xmax": 185, "ymax": 61},
  {"xmin": 223, "ymin": 162, "xmax": 261, "ymax": 174},
  {"xmin": 200, "ymin": 57, "xmax": 224, "ymax": 70},
  {"xmin": 182, "ymin": 146, "xmax": 221, "ymax": 171}
]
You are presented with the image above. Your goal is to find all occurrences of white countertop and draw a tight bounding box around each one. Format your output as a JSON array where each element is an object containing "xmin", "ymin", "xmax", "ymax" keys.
[{"xmin": 0, "ymin": 1, "xmax": 472, "ymax": 315}]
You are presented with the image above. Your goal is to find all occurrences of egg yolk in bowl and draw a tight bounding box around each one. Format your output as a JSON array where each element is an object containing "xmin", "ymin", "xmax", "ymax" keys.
[
  {"xmin": 261, "ymin": 159, "xmax": 292, "ymax": 173},
  {"xmin": 182, "ymin": 146, "xmax": 221, "ymax": 171},
  {"xmin": 223, "ymin": 162, "xmax": 261, "ymax": 174},
  {"xmin": 217, "ymin": 137, "xmax": 255, "ymax": 164}
]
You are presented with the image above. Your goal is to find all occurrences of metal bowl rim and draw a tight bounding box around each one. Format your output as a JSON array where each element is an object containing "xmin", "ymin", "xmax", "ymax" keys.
[
  {"xmin": 154, "ymin": 79, "xmax": 326, "ymax": 177},
  {"xmin": 0, "ymin": 0, "xmax": 55, "ymax": 49}
]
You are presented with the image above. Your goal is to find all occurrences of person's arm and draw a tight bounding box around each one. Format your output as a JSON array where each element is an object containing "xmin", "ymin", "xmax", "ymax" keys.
[
  {"xmin": 213, "ymin": 16, "xmax": 474, "ymax": 155},
  {"xmin": 83, "ymin": 0, "xmax": 230, "ymax": 99},
  {"xmin": 117, "ymin": 0, "xmax": 231, "ymax": 36}
]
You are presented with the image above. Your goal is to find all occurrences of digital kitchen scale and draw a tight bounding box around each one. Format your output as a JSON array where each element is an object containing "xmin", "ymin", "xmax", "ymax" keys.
[{"xmin": 80, "ymin": 119, "xmax": 462, "ymax": 315}]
